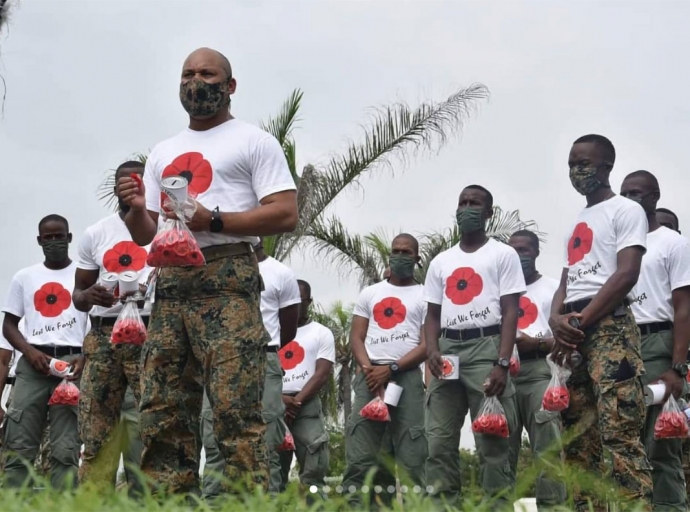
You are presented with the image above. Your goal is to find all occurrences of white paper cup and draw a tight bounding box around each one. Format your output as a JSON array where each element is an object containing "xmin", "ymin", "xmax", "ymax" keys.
[
  {"xmin": 644, "ymin": 383, "xmax": 666, "ymax": 406},
  {"xmin": 118, "ymin": 270, "xmax": 140, "ymax": 296},
  {"xmin": 49, "ymin": 358, "xmax": 72, "ymax": 378},
  {"xmin": 161, "ymin": 176, "xmax": 189, "ymax": 204},
  {"xmin": 440, "ymin": 355, "xmax": 460, "ymax": 380},
  {"xmin": 383, "ymin": 382, "xmax": 403, "ymax": 406},
  {"xmin": 99, "ymin": 272, "xmax": 119, "ymax": 292}
]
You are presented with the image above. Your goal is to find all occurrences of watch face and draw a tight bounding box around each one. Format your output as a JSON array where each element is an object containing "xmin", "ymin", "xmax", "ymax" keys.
[
  {"xmin": 498, "ymin": 358, "xmax": 510, "ymax": 368},
  {"xmin": 390, "ymin": 363, "xmax": 399, "ymax": 372}
]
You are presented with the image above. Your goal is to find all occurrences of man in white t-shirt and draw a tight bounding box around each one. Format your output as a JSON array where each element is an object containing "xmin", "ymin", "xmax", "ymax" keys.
[
  {"xmin": 657, "ymin": 208, "xmax": 681, "ymax": 235},
  {"xmin": 550, "ymin": 134, "xmax": 652, "ymax": 509},
  {"xmin": 620, "ymin": 171, "xmax": 690, "ymax": 510},
  {"xmin": 201, "ymin": 239, "xmax": 300, "ymax": 497},
  {"xmin": 424, "ymin": 185, "xmax": 524, "ymax": 506},
  {"xmin": 277, "ymin": 279, "xmax": 334, "ymax": 496},
  {"xmin": 343, "ymin": 234, "xmax": 428, "ymax": 506},
  {"xmin": 72, "ymin": 160, "xmax": 152, "ymax": 493},
  {"xmin": 507, "ymin": 230, "xmax": 566, "ymax": 508},
  {"xmin": 1, "ymin": 215, "xmax": 89, "ymax": 489},
  {"xmin": 117, "ymin": 48, "xmax": 297, "ymax": 494},
  {"xmin": 0, "ymin": 331, "xmax": 14, "ymax": 439}
]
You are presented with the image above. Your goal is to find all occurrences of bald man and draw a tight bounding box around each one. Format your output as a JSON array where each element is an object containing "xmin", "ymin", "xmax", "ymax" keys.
[{"xmin": 118, "ymin": 48, "xmax": 298, "ymax": 495}]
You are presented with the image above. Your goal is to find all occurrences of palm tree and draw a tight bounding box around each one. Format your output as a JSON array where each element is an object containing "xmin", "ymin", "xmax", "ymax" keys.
[
  {"xmin": 259, "ymin": 85, "xmax": 490, "ymax": 261},
  {"xmin": 309, "ymin": 208, "xmax": 543, "ymax": 290},
  {"xmin": 0, "ymin": 0, "xmax": 12, "ymax": 34}
]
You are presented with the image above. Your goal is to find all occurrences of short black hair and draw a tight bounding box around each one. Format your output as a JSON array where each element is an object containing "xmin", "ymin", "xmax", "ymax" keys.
[
  {"xmin": 573, "ymin": 134, "xmax": 616, "ymax": 165},
  {"xmin": 38, "ymin": 214, "xmax": 69, "ymax": 234},
  {"xmin": 297, "ymin": 279, "xmax": 311, "ymax": 298},
  {"xmin": 393, "ymin": 233, "xmax": 419, "ymax": 254},
  {"xmin": 510, "ymin": 229, "xmax": 539, "ymax": 251},
  {"xmin": 624, "ymin": 170, "xmax": 660, "ymax": 192},
  {"xmin": 464, "ymin": 184, "xmax": 494, "ymax": 209},
  {"xmin": 115, "ymin": 160, "xmax": 145, "ymax": 179},
  {"xmin": 657, "ymin": 207, "xmax": 680, "ymax": 230}
]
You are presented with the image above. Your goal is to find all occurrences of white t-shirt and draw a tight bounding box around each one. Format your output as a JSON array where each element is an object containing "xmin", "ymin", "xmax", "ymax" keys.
[
  {"xmin": 631, "ymin": 226, "xmax": 690, "ymax": 324},
  {"xmin": 144, "ymin": 119, "xmax": 296, "ymax": 249},
  {"xmin": 2, "ymin": 262, "xmax": 89, "ymax": 348},
  {"xmin": 281, "ymin": 321, "xmax": 336, "ymax": 394},
  {"xmin": 353, "ymin": 281, "xmax": 426, "ymax": 364},
  {"xmin": 518, "ymin": 276, "xmax": 559, "ymax": 340},
  {"xmin": 564, "ymin": 195, "xmax": 647, "ymax": 304},
  {"xmin": 425, "ymin": 239, "xmax": 526, "ymax": 330},
  {"xmin": 77, "ymin": 213, "xmax": 153, "ymax": 317},
  {"xmin": 259, "ymin": 257, "xmax": 301, "ymax": 348}
]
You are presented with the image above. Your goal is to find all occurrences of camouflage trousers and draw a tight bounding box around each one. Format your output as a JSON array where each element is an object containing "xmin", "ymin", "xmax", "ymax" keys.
[
  {"xmin": 78, "ymin": 321, "xmax": 143, "ymax": 491},
  {"xmin": 562, "ymin": 308, "xmax": 653, "ymax": 510},
  {"xmin": 139, "ymin": 251, "xmax": 270, "ymax": 494},
  {"xmin": 3, "ymin": 354, "xmax": 81, "ymax": 490},
  {"xmin": 508, "ymin": 357, "xmax": 567, "ymax": 508},
  {"xmin": 201, "ymin": 352, "xmax": 285, "ymax": 498}
]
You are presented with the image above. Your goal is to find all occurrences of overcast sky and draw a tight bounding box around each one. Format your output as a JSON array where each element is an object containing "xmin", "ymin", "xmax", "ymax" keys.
[{"xmin": 1, "ymin": 0, "xmax": 689, "ymax": 449}]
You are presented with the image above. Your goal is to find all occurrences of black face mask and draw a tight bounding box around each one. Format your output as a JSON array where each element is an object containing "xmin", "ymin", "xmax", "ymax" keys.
[
  {"xmin": 42, "ymin": 240, "xmax": 69, "ymax": 263},
  {"xmin": 118, "ymin": 197, "xmax": 131, "ymax": 213}
]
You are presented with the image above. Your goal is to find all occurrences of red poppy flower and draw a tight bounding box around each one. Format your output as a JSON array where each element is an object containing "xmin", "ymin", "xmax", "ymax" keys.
[
  {"xmin": 279, "ymin": 341, "xmax": 305, "ymax": 370},
  {"xmin": 567, "ymin": 222, "xmax": 594, "ymax": 265},
  {"xmin": 441, "ymin": 358, "xmax": 455, "ymax": 377},
  {"xmin": 34, "ymin": 282, "xmax": 72, "ymax": 318},
  {"xmin": 445, "ymin": 267, "xmax": 483, "ymax": 305},
  {"xmin": 161, "ymin": 152, "xmax": 213, "ymax": 197},
  {"xmin": 103, "ymin": 241, "xmax": 147, "ymax": 273},
  {"xmin": 517, "ymin": 296, "xmax": 539, "ymax": 330},
  {"xmin": 372, "ymin": 297, "xmax": 407, "ymax": 329}
]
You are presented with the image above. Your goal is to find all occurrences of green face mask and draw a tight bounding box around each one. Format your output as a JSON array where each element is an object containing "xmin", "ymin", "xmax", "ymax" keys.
[
  {"xmin": 42, "ymin": 240, "xmax": 69, "ymax": 263},
  {"xmin": 569, "ymin": 165, "xmax": 603, "ymax": 196},
  {"xmin": 519, "ymin": 255, "xmax": 535, "ymax": 277},
  {"xmin": 389, "ymin": 255, "xmax": 416, "ymax": 279},
  {"xmin": 456, "ymin": 208, "xmax": 484, "ymax": 234}
]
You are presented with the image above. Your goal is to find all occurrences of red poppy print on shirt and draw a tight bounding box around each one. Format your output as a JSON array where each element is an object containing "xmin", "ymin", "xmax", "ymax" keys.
[
  {"xmin": 445, "ymin": 267, "xmax": 484, "ymax": 305},
  {"xmin": 34, "ymin": 283, "xmax": 71, "ymax": 318},
  {"xmin": 279, "ymin": 341, "xmax": 305, "ymax": 371},
  {"xmin": 162, "ymin": 152, "xmax": 213, "ymax": 196},
  {"xmin": 517, "ymin": 296, "xmax": 538, "ymax": 330},
  {"xmin": 372, "ymin": 297, "xmax": 407, "ymax": 330},
  {"xmin": 567, "ymin": 222, "xmax": 594, "ymax": 265},
  {"xmin": 103, "ymin": 241, "xmax": 147, "ymax": 273}
]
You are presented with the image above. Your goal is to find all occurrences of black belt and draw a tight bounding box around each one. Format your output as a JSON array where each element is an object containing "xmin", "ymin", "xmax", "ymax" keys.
[
  {"xmin": 266, "ymin": 345, "xmax": 278, "ymax": 353},
  {"xmin": 31, "ymin": 345, "xmax": 82, "ymax": 358},
  {"xmin": 564, "ymin": 298, "xmax": 629, "ymax": 314},
  {"xmin": 441, "ymin": 324, "xmax": 501, "ymax": 342},
  {"xmin": 638, "ymin": 321, "xmax": 672, "ymax": 336},
  {"xmin": 90, "ymin": 315, "xmax": 149, "ymax": 330},
  {"xmin": 6, "ymin": 376, "xmax": 15, "ymax": 386},
  {"xmin": 519, "ymin": 350, "xmax": 548, "ymax": 361}
]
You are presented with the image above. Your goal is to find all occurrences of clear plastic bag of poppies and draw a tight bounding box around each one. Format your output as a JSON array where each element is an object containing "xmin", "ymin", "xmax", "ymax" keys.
[
  {"xmin": 277, "ymin": 429, "xmax": 296, "ymax": 451},
  {"xmin": 471, "ymin": 395, "xmax": 509, "ymax": 437},
  {"xmin": 147, "ymin": 199, "xmax": 205, "ymax": 268},
  {"xmin": 654, "ymin": 394, "xmax": 689, "ymax": 439},
  {"xmin": 541, "ymin": 354, "xmax": 572, "ymax": 412},
  {"xmin": 509, "ymin": 344, "xmax": 521, "ymax": 377},
  {"xmin": 110, "ymin": 299, "xmax": 147, "ymax": 346},
  {"xmin": 360, "ymin": 396, "xmax": 391, "ymax": 422},
  {"xmin": 48, "ymin": 379, "xmax": 80, "ymax": 406}
]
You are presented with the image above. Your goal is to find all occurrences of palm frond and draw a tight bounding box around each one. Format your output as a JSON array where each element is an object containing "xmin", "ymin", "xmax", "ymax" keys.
[
  {"xmin": 485, "ymin": 206, "xmax": 544, "ymax": 244},
  {"xmin": 97, "ymin": 153, "xmax": 149, "ymax": 211},
  {"xmin": 0, "ymin": 0, "xmax": 14, "ymax": 33},
  {"xmin": 260, "ymin": 89, "xmax": 303, "ymax": 179},
  {"xmin": 286, "ymin": 84, "xmax": 489, "ymax": 249},
  {"xmin": 308, "ymin": 217, "xmax": 383, "ymax": 289}
]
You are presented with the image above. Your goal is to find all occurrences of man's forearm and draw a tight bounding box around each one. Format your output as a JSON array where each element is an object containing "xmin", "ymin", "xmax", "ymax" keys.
[
  {"xmin": 125, "ymin": 208, "xmax": 158, "ymax": 246},
  {"xmin": 3, "ymin": 324, "xmax": 32, "ymax": 357},
  {"xmin": 396, "ymin": 344, "xmax": 427, "ymax": 371},
  {"xmin": 424, "ymin": 315, "xmax": 441, "ymax": 354},
  {"xmin": 294, "ymin": 373, "xmax": 329, "ymax": 404},
  {"xmin": 351, "ymin": 339, "xmax": 371, "ymax": 368},
  {"xmin": 499, "ymin": 317, "xmax": 517, "ymax": 360},
  {"xmin": 550, "ymin": 286, "xmax": 566, "ymax": 318},
  {"xmin": 220, "ymin": 203, "xmax": 297, "ymax": 236},
  {"xmin": 72, "ymin": 289, "xmax": 92, "ymax": 313},
  {"xmin": 672, "ymin": 309, "xmax": 690, "ymax": 365},
  {"xmin": 580, "ymin": 270, "xmax": 637, "ymax": 329}
]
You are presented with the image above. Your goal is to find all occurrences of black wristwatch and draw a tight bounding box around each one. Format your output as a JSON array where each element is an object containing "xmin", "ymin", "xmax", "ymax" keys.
[
  {"xmin": 209, "ymin": 207, "xmax": 223, "ymax": 233},
  {"xmin": 389, "ymin": 363, "xmax": 400, "ymax": 375},
  {"xmin": 671, "ymin": 363, "xmax": 689, "ymax": 378},
  {"xmin": 496, "ymin": 358, "xmax": 510, "ymax": 371}
]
